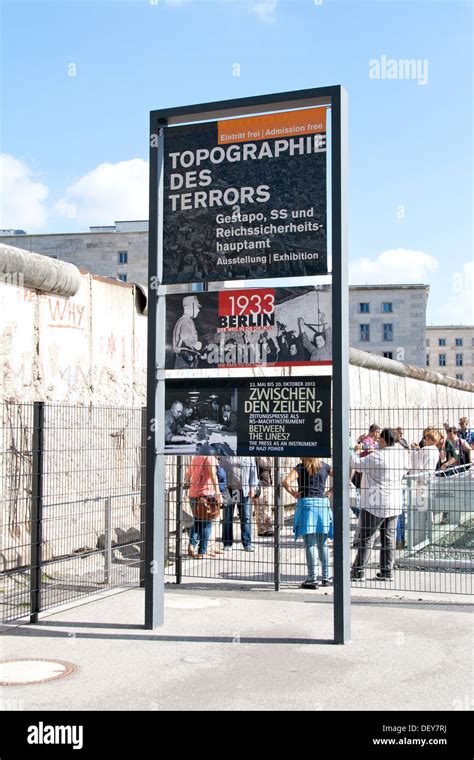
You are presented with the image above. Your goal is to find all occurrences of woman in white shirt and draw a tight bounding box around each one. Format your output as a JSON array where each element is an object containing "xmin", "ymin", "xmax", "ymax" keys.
[{"xmin": 410, "ymin": 428, "xmax": 442, "ymax": 473}]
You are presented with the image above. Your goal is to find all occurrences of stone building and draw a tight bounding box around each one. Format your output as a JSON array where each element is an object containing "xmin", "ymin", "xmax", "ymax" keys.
[
  {"xmin": 0, "ymin": 221, "xmax": 148, "ymax": 285},
  {"xmin": 426, "ymin": 325, "xmax": 474, "ymax": 384},
  {"xmin": 348, "ymin": 284, "xmax": 429, "ymax": 368}
]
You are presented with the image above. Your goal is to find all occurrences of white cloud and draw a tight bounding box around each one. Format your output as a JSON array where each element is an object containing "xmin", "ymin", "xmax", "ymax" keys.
[
  {"xmin": 0, "ymin": 154, "xmax": 49, "ymax": 231},
  {"xmin": 248, "ymin": 0, "xmax": 278, "ymax": 23},
  {"xmin": 433, "ymin": 262, "xmax": 474, "ymax": 325},
  {"xmin": 55, "ymin": 159, "xmax": 149, "ymax": 227},
  {"xmin": 349, "ymin": 248, "xmax": 438, "ymax": 285}
]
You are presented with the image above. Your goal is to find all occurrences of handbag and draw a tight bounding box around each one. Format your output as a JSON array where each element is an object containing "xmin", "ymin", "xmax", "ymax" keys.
[{"xmin": 194, "ymin": 495, "xmax": 220, "ymax": 521}]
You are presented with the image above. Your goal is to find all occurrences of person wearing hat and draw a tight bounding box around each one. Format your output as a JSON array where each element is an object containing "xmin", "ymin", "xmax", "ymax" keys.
[{"xmin": 172, "ymin": 295, "xmax": 203, "ymax": 369}]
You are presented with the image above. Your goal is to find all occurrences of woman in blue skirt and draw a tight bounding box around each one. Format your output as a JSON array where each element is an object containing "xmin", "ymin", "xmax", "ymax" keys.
[{"xmin": 283, "ymin": 457, "xmax": 333, "ymax": 589}]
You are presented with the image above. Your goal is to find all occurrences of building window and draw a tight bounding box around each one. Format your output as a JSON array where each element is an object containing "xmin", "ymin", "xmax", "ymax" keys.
[
  {"xmin": 382, "ymin": 302, "xmax": 393, "ymax": 313},
  {"xmin": 359, "ymin": 303, "xmax": 370, "ymax": 313},
  {"xmin": 455, "ymin": 353, "xmax": 463, "ymax": 366},
  {"xmin": 439, "ymin": 354, "xmax": 446, "ymax": 367},
  {"xmin": 456, "ymin": 373, "xmax": 463, "ymax": 381},
  {"xmin": 383, "ymin": 352, "xmax": 393, "ymax": 359},
  {"xmin": 426, "ymin": 338, "xmax": 430, "ymax": 347},
  {"xmin": 426, "ymin": 354, "xmax": 430, "ymax": 366},
  {"xmin": 455, "ymin": 338, "xmax": 463, "ymax": 346},
  {"xmin": 359, "ymin": 324, "xmax": 370, "ymax": 342},
  {"xmin": 118, "ymin": 273, "xmax": 128, "ymax": 282},
  {"xmin": 118, "ymin": 251, "xmax": 128, "ymax": 264},
  {"xmin": 383, "ymin": 323, "xmax": 393, "ymax": 342},
  {"xmin": 438, "ymin": 338, "xmax": 446, "ymax": 347}
]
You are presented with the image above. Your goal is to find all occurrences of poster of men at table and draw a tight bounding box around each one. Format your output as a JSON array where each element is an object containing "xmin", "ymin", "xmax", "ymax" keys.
[
  {"xmin": 161, "ymin": 107, "xmax": 327, "ymax": 284},
  {"xmin": 164, "ymin": 376, "xmax": 331, "ymax": 457},
  {"xmin": 165, "ymin": 285, "xmax": 332, "ymax": 370}
]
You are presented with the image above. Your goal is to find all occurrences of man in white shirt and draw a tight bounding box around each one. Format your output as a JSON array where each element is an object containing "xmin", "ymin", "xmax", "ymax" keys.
[{"xmin": 350, "ymin": 428, "xmax": 411, "ymax": 581}]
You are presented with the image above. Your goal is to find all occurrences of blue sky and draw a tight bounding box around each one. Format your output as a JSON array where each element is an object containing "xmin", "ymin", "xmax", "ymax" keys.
[{"xmin": 1, "ymin": 0, "xmax": 472, "ymax": 323}]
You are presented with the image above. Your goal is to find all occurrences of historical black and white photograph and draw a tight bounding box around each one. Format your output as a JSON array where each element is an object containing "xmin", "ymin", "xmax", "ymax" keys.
[
  {"xmin": 164, "ymin": 380, "xmax": 239, "ymax": 455},
  {"xmin": 165, "ymin": 285, "xmax": 332, "ymax": 370},
  {"xmin": 164, "ymin": 376, "xmax": 331, "ymax": 457}
]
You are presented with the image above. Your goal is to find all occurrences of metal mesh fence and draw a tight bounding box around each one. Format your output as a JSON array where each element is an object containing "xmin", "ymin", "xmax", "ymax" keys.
[
  {"xmin": 0, "ymin": 403, "xmax": 35, "ymax": 620},
  {"xmin": 1, "ymin": 402, "xmax": 472, "ymax": 623},
  {"xmin": 164, "ymin": 407, "xmax": 474, "ymax": 595},
  {"xmin": 0, "ymin": 402, "xmax": 146, "ymax": 623}
]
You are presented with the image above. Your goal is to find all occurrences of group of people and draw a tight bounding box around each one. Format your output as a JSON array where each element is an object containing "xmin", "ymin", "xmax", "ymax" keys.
[
  {"xmin": 181, "ymin": 416, "xmax": 473, "ymax": 589},
  {"xmin": 183, "ymin": 448, "xmax": 334, "ymax": 590},
  {"xmin": 349, "ymin": 417, "xmax": 473, "ymax": 581},
  {"xmin": 184, "ymin": 453, "xmax": 273, "ymax": 558},
  {"xmin": 170, "ymin": 293, "xmax": 331, "ymax": 369},
  {"xmin": 164, "ymin": 398, "xmax": 238, "ymax": 446}
]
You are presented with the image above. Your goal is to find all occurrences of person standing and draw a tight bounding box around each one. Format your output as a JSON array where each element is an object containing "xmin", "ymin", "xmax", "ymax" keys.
[
  {"xmin": 441, "ymin": 427, "xmax": 471, "ymax": 473},
  {"xmin": 457, "ymin": 417, "xmax": 474, "ymax": 463},
  {"xmin": 221, "ymin": 457, "xmax": 257, "ymax": 552},
  {"xmin": 357, "ymin": 423, "xmax": 381, "ymax": 454},
  {"xmin": 185, "ymin": 452, "xmax": 223, "ymax": 558},
  {"xmin": 254, "ymin": 456, "xmax": 274, "ymax": 537},
  {"xmin": 350, "ymin": 428, "xmax": 410, "ymax": 581},
  {"xmin": 172, "ymin": 295, "xmax": 203, "ymax": 369},
  {"xmin": 282, "ymin": 457, "xmax": 333, "ymax": 589}
]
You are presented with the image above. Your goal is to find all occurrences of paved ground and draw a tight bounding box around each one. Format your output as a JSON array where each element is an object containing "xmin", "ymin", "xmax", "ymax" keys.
[{"xmin": 1, "ymin": 583, "xmax": 472, "ymax": 711}]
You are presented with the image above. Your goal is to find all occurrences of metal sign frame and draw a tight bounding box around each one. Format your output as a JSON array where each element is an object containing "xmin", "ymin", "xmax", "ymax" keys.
[{"xmin": 147, "ymin": 86, "xmax": 349, "ymax": 643}]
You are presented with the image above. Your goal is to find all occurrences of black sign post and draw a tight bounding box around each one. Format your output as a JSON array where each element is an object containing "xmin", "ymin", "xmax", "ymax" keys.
[{"xmin": 147, "ymin": 86, "xmax": 349, "ymax": 642}]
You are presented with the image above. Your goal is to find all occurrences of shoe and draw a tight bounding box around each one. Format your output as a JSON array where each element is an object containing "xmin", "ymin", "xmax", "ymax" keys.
[
  {"xmin": 321, "ymin": 579, "xmax": 332, "ymax": 587},
  {"xmin": 396, "ymin": 541, "xmax": 405, "ymax": 550},
  {"xmin": 264, "ymin": 530, "xmax": 274, "ymax": 537},
  {"xmin": 223, "ymin": 546, "xmax": 232, "ymax": 552},
  {"xmin": 375, "ymin": 572, "xmax": 393, "ymax": 581},
  {"xmin": 243, "ymin": 546, "xmax": 255, "ymax": 552},
  {"xmin": 187, "ymin": 546, "xmax": 197, "ymax": 558},
  {"xmin": 350, "ymin": 569, "xmax": 365, "ymax": 580},
  {"xmin": 301, "ymin": 580, "xmax": 319, "ymax": 589}
]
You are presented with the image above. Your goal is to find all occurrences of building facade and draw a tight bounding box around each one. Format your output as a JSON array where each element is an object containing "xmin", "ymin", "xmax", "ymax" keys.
[
  {"xmin": 349, "ymin": 284, "xmax": 429, "ymax": 367},
  {"xmin": 0, "ymin": 221, "xmax": 148, "ymax": 285},
  {"xmin": 426, "ymin": 325, "xmax": 474, "ymax": 384}
]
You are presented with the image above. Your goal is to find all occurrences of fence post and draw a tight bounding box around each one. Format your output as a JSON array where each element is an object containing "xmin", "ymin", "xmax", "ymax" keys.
[
  {"xmin": 176, "ymin": 456, "xmax": 183, "ymax": 584},
  {"xmin": 273, "ymin": 459, "xmax": 281, "ymax": 591},
  {"xmin": 140, "ymin": 406, "xmax": 147, "ymax": 588},
  {"xmin": 104, "ymin": 497, "xmax": 112, "ymax": 584},
  {"xmin": 30, "ymin": 401, "xmax": 44, "ymax": 624}
]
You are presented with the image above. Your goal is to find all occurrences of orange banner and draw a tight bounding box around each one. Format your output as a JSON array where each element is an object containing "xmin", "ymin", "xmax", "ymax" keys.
[{"xmin": 217, "ymin": 107, "xmax": 326, "ymax": 145}]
